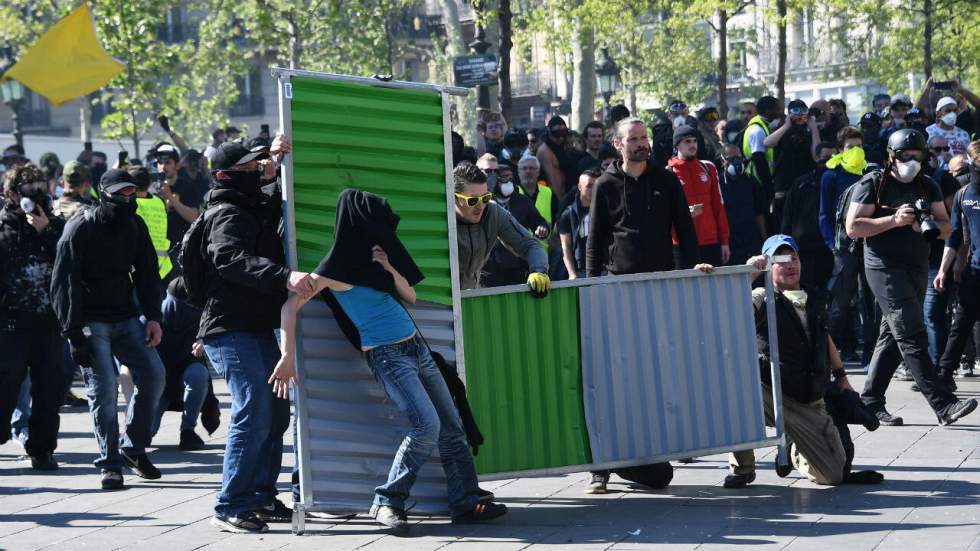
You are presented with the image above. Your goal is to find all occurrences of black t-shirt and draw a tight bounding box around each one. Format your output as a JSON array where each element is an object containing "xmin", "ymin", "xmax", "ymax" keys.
[
  {"xmin": 557, "ymin": 204, "xmax": 589, "ymax": 275},
  {"xmin": 168, "ymin": 170, "xmax": 211, "ymax": 244},
  {"xmin": 852, "ymin": 173, "xmax": 943, "ymax": 270},
  {"xmin": 957, "ymin": 108, "xmax": 976, "ymax": 139}
]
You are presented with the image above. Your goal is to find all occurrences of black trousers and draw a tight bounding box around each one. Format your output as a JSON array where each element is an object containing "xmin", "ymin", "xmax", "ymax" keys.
[
  {"xmin": 0, "ymin": 326, "xmax": 64, "ymax": 456},
  {"xmin": 860, "ymin": 265, "xmax": 958, "ymax": 415},
  {"xmin": 828, "ymin": 250, "xmax": 880, "ymax": 364},
  {"xmin": 673, "ymin": 243, "xmax": 722, "ymax": 268},
  {"xmin": 939, "ymin": 267, "xmax": 980, "ymax": 379}
]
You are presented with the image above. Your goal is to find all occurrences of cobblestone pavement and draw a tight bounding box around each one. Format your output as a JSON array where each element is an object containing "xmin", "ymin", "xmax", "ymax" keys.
[{"xmin": 1, "ymin": 371, "xmax": 978, "ymax": 550}]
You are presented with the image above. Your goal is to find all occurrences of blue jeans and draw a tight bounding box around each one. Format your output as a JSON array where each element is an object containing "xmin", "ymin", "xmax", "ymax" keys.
[
  {"xmin": 204, "ymin": 331, "xmax": 290, "ymax": 517},
  {"xmin": 152, "ymin": 362, "xmax": 209, "ymax": 434},
  {"xmin": 924, "ymin": 267, "xmax": 950, "ymax": 366},
  {"xmin": 365, "ymin": 335, "xmax": 480, "ymax": 516},
  {"xmin": 84, "ymin": 317, "xmax": 166, "ymax": 470}
]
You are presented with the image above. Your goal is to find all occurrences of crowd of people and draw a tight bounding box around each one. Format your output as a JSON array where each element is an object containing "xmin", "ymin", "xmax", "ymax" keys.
[{"xmin": 1, "ymin": 74, "xmax": 979, "ymax": 535}]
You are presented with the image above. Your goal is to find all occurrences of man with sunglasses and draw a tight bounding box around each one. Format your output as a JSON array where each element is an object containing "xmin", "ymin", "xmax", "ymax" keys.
[
  {"xmin": 453, "ymin": 162, "xmax": 549, "ymax": 293},
  {"xmin": 845, "ymin": 128, "xmax": 977, "ymax": 426},
  {"xmin": 535, "ymin": 116, "xmax": 573, "ymax": 199}
]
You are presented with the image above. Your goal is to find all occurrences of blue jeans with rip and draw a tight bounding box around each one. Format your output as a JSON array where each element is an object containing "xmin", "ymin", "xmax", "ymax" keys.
[
  {"xmin": 84, "ymin": 317, "xmax": 166, "ymax": 470},
  {"xmin": 204, "ymin": 331, "xmax": 290, "ymax": 517},
  {"xmin": 152, "ymin": 362, "xmax": 210, "ymax": 435},
  {"xmin": 365, "ymin": 335, "xmax": 480, "ymax": 517}
]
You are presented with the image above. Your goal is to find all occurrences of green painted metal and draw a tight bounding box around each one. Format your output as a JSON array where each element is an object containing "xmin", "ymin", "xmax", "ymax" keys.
[
  {"xmin": 289, "ymin": 77, "xmax": 452, "ymax": 305},
  {"xmin": 461, "ymin": 288, "xmax": 592, "ymax": 474}
]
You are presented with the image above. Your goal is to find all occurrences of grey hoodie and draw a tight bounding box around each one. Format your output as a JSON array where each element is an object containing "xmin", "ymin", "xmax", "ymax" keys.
[{"xmin": 456, "ymin": 202, "xmax": 548, "ymax": 290}]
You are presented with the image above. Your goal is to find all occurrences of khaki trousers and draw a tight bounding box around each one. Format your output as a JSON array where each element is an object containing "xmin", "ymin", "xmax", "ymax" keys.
[{"xmin": 730, "ymin": 384, "xmax": 846, "ymax": 485}]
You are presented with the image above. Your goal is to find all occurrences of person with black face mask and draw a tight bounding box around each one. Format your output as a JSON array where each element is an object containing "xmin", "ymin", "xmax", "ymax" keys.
[
  {"xmin": 195, "ymin": 137, "xmax": 317, "ymax": 534},
  {"xmin": 0, "ymin": 164, "xmax": 66, "ymax": 471},
  {"xmin": 845, "ymin": 129, "xmax": 977, "ymax": 427},
  {"xmin": 51, "ymin": 168, "xmax": 167, "ymax": 490},
  {"xmin": 781, "ymin": 141, "xmax": 837, "ymax": 290}
]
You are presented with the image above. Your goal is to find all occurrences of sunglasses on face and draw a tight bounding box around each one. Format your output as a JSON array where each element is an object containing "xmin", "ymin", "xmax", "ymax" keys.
[
  {"xmin": 455, "ymin": 192, "xmax": 493, "ymax": 207},
  {"xmin": 703, "ymin": 112, "xmax": 720, "ymax": 121},
  {"xmin": 670, "ymin": 102, "xmax": 688, "ymax": 112},
  {"xmin": 930, "ymin": 146, "xmax": 950, "ymax": 152},
  {"xmin": 896, "ymin": 151, "xmax": 927, "ymax": 162},
  {"xmin": 550, "ymin": 129, "xmax": 568, "ymax": 138}
]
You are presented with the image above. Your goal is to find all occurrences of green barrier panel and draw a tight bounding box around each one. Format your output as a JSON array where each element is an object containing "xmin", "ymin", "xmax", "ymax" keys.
[
  {"xmin": 289, "ymin": 76, "xmax": 452, "ymax": 305},
  {"xmin": 462, "ymin": 288, "xmax": 592, "ymax": 474}
]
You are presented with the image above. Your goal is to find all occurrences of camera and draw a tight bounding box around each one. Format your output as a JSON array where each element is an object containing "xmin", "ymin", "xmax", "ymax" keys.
[
  {"xmin": 20, "ymin": 197, "xmax": 36, "ymax": 214},
  {"xmin": 808, "ymin": 107, "xmax": 823, "ymax": 119},
  {"xmin": 934, "ymin": 80, "xmax": 954, "ymax": 91},
  {"xmin": 913, "ymin": 199, "xmax": 940, "ymax": 240}
]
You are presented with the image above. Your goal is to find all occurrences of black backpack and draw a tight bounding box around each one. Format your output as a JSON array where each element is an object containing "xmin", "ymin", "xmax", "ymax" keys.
[
  {"xmin": 834, "ymin": 170, "xmax": 883, "ymax": 254},
  {"xmin": 174, "ymin": 203, "xmax": 230, "ymax": 308}
]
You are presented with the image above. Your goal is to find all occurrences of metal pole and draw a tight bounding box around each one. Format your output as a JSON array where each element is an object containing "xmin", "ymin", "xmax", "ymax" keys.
[
  {"xmin": 602, "ymin": 92, "xmax": 611, "ymax": 127},
  {"xmin": 470, "ymin": 0, "xmax": 491, "ymax": 110},
  {"xmin": 763, "ymin": 260, "xmax": 790, "ymax": 474},
  {"xmin": 9, "ymin": 99, "xmax": 23, "ymax": 149}
]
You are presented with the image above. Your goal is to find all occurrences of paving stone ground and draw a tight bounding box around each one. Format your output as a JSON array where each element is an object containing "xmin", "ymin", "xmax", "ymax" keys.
[{"xmin": 1, "ymin": 370, "xmax": 978, "ymax": 550}]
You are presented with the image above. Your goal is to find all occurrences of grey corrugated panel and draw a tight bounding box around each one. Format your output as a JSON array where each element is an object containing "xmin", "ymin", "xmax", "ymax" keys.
[
  {"xmin": 296, "ymin": 298, "xmax": 451, "ymax": 514},
  {"xmin": 579, "ymin": 271, "xmax": 768, "ymax": 464}
]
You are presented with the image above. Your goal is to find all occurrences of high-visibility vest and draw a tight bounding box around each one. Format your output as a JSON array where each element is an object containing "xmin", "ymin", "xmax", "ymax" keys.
[
  {"xmin": 742, "ymin": 115, "xmax": 774, "ymax": 182},
  {"xmin": 520, "ymin": 182, "xmax": 553, "ymax": 251},
  {"xmin": 136, "ymin": 196, "xmax": 172, "ymax": 278}
]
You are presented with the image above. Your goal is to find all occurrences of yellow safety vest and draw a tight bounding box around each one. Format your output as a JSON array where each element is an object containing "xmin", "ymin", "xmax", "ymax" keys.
[
  {"xmin": 520, "ymin": 182, "xmax": 553, "ymax": 251},
  {"xmin": 136, "ymin": 196, "xmax": 172, "ymax": 278},
  {"xmin": 742, "ymin": 115, "xmax": 775, "ymax": 182}
]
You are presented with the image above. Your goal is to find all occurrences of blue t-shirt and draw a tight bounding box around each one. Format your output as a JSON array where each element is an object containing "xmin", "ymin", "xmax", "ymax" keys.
[{"xmin": 331, "ymin": 285, "xmax": 416, "ymax": 347}]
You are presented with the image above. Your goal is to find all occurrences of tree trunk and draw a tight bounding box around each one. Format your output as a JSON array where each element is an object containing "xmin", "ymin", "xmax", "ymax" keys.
[
  {"xmin": 717, "ymin": 9, "xmax": 729, "ymax": 119},
  {"xmin": 922, "ymin": 0, "xmax": 933, "ymax": 80},
  {"xmin": 80, "ymin": 95, "xmax": 92, "ymax": 149},
  {"xmin": 498, "ymin": 0, "xmax": 513, "ymax": 123},
  {"xmin": 287, "ymin": 15, "xmax": 301, "ymax": 69},
  {"xmin": 776, "ymin": 0, "xmax": 787, "ymax": 107},
  {"xmin": 570, "ymin": 24, "xmax": 595, "ymax": 131},
  {"xmin": 438, "ymin": 0, "xmax": 478, "ymax": 145}
]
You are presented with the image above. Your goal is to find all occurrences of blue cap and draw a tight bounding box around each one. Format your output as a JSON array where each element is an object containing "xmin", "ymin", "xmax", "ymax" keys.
[{"xmin": 762, "ymin": 234, "xmax": 799, "ymax": 257}]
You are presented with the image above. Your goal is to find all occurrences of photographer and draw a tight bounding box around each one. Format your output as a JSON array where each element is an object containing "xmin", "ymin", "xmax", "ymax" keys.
[
  {"xmin": 0, "ymin": 164, "xmax": 66, "ymax": 471},
  {"xmin": 152, "ymin": 143, "xmax": 201, "ymax": 247},
  {"xmin": 845, "ymin": 129, "xmax": 977, "ymax": 426}
]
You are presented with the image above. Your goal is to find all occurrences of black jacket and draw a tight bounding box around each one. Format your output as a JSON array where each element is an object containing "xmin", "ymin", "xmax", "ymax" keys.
[
  {"xmin": 52, "ymin": 205, "xmax": 162, "ymax": 335},
  {"xmin": 781, "ymin": 169, "xmax": 826, "ymax": 252},
  {"xmin": 586, "ymin": 160, "xmax": 699, "ymax": 277},
  {"xmin": 756, "ymin": 288, "xmax": 831, "ymax": 404},
  {"xmin": 197, "ymin": 186, "xmax": 289, "ymax": 339},
  {"xmin": 0, "ymin": 206, "xmax": 64, "ymax": 330}
]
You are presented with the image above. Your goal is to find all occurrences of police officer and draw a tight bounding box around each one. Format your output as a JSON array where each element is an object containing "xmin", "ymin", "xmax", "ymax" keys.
[
  {"xmin": 51, "ymin": 169, "xmax": 167, "ymax": 490},
  {"xmin": 845, "ymin": 129, "xmax": 977, "ymax": 426},
  {"xmin": 935, "ymin": 140, "xmax": 980, "ymax": 390},
  {"xmin": 0, "ymin": 164, "xmax": 66, "ymax": 470}
]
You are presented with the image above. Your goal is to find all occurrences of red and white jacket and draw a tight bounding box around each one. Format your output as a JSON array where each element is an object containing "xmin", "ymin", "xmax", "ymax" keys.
[{"xmin": 668, "ymin": 157, "xmax": 730, "ymax": 247}]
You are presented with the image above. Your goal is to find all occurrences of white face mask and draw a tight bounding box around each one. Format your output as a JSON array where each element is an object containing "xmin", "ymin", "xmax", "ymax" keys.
[
  {"xmin": 672, "ymin": 116, "xmax": 686, "ymax": 128},
  {"xmin": 895, "ymin": 159, "xmax": 921, "ymax": 182},
  {"xmin": 941, "ymin": 112, "xmax": 958, "ymax": 126},
  {"xmin": 498, "ymin": 181, "xmax": 514, "ymax": 197}
]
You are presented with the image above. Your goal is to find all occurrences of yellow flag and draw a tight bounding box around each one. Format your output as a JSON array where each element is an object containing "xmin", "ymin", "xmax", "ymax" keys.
[{"xmin": 2, "ymin": 3, "xmax": 124, "ymax": 107}]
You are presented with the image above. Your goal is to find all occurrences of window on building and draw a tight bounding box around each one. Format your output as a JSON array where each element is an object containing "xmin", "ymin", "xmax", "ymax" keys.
[
  {"xmin": 229, "ymin": 65, "xmax": 265, "ymax": 117},
  {"xmin": 158, "ymin": 7, "xmax": 184, "ymax": 43},
  {"xmin": 18, "ymin": 89, "xmax": 50, "ymax": 128}
]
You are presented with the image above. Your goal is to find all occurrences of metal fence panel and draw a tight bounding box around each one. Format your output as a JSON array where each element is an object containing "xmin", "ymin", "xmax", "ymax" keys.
[
  {"xmin": 461, "ymin": 288, "xmax": 592, "ymax": 475},
  {"xmin": 298, "ymin": 298, "xmax": 451, "ymax": 514},
  {"xmin": 289, "ymin": 76, "xmax": 452, "ymax": 305},
  {"xmin": 578, "ymin": 271, "xmax": 767, "ymax": 464}
]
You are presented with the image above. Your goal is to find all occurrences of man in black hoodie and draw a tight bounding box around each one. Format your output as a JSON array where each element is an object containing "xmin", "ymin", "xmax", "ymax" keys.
[
  {"xmin": 582, "ymin": 117, "xmax": 707, "ymax": 495},
  {"xmin": 196, "ymin": 138, "xmax": 314, "ymax": 534},
  {"xmin": 51, "ymin": 169, "xmax": 166, "ymax": 490},
  {"xmin": 0, "ymin": 164, "xmax": 65, "ymax": 471},
  {"xmin": 586, "ymin": 117, "xmax": 701, "ymax": 277}
]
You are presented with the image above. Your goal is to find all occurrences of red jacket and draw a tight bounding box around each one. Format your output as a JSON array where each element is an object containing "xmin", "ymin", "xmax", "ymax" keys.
[{"xmin": 668, "ymin": 157, "xmax": 730, "ymax": 247}]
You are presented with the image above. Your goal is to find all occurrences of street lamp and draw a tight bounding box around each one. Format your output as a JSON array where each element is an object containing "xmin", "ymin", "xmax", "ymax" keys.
[
  {"xmin": 0, "ymin": 78, "xmax": 25, "ymax": 149},
  {"xmin": 469, "ymin": 0, "xmax": 492, "ymax": 110},
  {"xmin": 595, "ymin": 48, "xmax": 620, "ymax": 127}
]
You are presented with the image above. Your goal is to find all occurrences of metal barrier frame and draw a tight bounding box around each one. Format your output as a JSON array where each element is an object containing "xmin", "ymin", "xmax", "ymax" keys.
[{"xmin": 459, "ymin": 265, "xmax": 788, "ymax": 480}]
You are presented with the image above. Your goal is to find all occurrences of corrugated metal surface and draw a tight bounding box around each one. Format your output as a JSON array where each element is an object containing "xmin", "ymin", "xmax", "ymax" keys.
[
  {"xmin": 289, "ymin": 77, "xmax": 452, "ymax": 305},
  {"xmin": 461, "ymin": 288, "xmax": 592, "ymax": 475},
  {"xmin": 297, "ymin": 298, "xmax": 453, "ymax": 514},
  {"xmin": 578, "ymin": 272, "xmax": 767, "ymax": 464}
]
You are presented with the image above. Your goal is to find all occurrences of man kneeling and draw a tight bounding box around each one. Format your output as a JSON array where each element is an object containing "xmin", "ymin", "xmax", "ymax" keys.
[{"xmin": 727, "ymin": 235, "xmax": 883, "ymax": 488}]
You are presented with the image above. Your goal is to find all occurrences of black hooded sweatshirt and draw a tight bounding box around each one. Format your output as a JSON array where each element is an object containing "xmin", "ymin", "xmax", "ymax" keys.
[
  {"xmin": 197, "ymin": 171, "xmax": 289, "ymax": 339},
  {"xmin": 313, "ymin": 189, "xmax": 424, "ymax": 350},
  {"xmin": 586, "ymin": 160, "xmax": 699, "ymax": 277}
]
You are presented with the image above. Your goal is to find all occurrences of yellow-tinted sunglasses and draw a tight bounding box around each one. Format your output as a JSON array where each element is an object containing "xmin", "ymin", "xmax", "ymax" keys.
[{"xmin": 455, "ymin": 192, "xmax": 493, "ymax": 207}]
